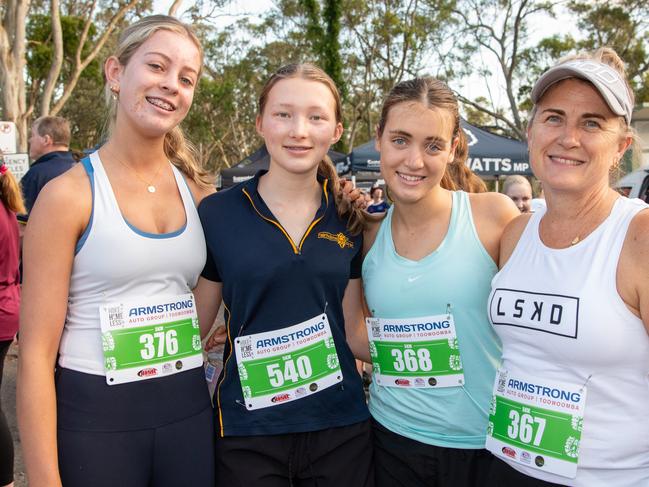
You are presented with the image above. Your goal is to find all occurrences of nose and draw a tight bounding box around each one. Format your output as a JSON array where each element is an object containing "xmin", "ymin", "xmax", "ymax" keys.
[
  {"xmin": 404, "ymin": 147, "xmax": 425, "ymax": 170},
  {"xmin": 160, "ymin": 72, "xmax": 179, "ymax": 95},
  {"xmin": 558, "ymin": 122, "xmax": 580, "ymax": 149},
  {"xmin": 289, "ymin": 116, "xmax": 307, "ymax": 138}
]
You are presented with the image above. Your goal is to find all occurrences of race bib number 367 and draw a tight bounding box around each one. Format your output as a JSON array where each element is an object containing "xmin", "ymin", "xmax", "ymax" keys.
[
  {"xmin": 234, "ymin": 314, "xmax": 342, "ymax": 410},
  {"xmin": 100, "ymin": 293, "xmax": 202, "ymax": 385},
  {"xmin": 367, "ymin": 314, "xmax": 464, "ymax": 388},
  {"xmin": 485, "ymin": 369, "xmax": 586, "ymax": 479}
]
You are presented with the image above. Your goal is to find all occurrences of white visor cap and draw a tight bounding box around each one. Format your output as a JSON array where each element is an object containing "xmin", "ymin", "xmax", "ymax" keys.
[{"xmin": 531, "ymin": 59, "xmax": 633, "ymax": 125}]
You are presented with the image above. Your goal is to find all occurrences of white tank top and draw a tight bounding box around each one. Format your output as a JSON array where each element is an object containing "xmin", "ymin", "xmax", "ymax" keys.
[
  {"xmin": 489, "ymin": 196, "xmax": 649, "ymax": 486},
  {"xmin": 58, "ymin": 151, "xmax": 206, "ymax": 375}
]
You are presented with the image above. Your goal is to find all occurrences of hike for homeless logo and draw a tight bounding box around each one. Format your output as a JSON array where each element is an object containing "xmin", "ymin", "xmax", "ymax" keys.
[{"xmin": 489, "ymin": 289, "xmax": 580, "ymax": 338}]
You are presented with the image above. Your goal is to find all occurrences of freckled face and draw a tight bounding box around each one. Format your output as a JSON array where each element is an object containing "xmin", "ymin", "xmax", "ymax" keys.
[
  {"xmin": 256, "ymin": 78, "xmax": 343, "ymax": 176},
  {"xmin": 528, "ymin": 78, "xmax": 631, "ymax": 194},
  {"xmin": 376, "ymin": 102, "xmax": 457, "ymax": 204},
  {"xmin": 110, "ymin": 30, "xmax": 201, "ymax": 138}
]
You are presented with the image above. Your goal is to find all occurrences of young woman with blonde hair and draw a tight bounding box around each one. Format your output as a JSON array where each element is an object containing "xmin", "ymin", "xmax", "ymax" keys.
[{"xmin": 18, "ymin": 16, "xmax": 215, "ymax": 487}]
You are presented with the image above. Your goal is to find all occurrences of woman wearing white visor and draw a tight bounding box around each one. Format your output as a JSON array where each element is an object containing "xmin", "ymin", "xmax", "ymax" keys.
[{"xmin": 485, "ymin": 48, "xmax": 649, "ymax": 486}]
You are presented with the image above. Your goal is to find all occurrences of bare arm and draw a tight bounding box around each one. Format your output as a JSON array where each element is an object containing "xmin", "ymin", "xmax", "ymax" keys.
[
  {"xmin": 617, "ymin": 210, "xmax": 649, "ymax": 335},
  {"xmin": 342, "ymin": 278, "xmax": 371, "ymax": 363},
  {"xmin": 469, "ymin": 191, "xmax": 521, "ymax": 266},
  {"xmin": 193, "ymin": 276, "xmax": 224, "ymax": 346},
  {"xmin": 17, "ymin": 168, "xmax": 90, "ymax": 487}
]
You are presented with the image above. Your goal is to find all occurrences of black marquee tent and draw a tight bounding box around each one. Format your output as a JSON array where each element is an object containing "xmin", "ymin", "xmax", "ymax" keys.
[
  {"xmin": 349, "ymin": 120, "xmax": 531, "ymax": 178},
  {"xmin": 219, "ymin": 145, "xmax": 348, "ymax": 188}
]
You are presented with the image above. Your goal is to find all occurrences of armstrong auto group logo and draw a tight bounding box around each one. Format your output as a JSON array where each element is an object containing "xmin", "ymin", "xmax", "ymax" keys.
[{"xmin": 317, "ymin": 231, "xmax": 354, "ymax": 249}]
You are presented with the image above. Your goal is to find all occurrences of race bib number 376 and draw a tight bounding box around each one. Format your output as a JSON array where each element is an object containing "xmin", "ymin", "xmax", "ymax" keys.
[
  {"xmin": 234, "ymin": 314, "xmax": 342, "ymax": 410},
  {"xmin": 100, "ymin": 293, "xmax": 202, "ymax": 385},
  {"xmin": 485, "ymin": 369, "xmax": 586, "ymax": 479}
]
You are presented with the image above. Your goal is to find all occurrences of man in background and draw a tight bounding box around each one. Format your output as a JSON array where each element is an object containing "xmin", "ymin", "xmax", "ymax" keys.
[{"xmin": 18, "ymin": 116, "xmax": 76, "ymax": 223}]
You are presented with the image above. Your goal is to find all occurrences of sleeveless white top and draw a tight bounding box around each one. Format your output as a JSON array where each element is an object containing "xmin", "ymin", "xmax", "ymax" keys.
[
  {"xmin": 488, "ymin": 196, "xmax": 649, "ymax": 486},
  {"xmin": 58, "ymin": 151, "xmax": 206, "ymax": 375}
]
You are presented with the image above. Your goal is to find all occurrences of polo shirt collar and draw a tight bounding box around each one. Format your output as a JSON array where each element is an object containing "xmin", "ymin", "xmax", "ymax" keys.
[
  {"xmin": 241, "ymin": 169, "xmax": 330, "ymax": 221},
  {"xmin": 32, "ymin": 150, "xmax": 71, "ymax": 166}
]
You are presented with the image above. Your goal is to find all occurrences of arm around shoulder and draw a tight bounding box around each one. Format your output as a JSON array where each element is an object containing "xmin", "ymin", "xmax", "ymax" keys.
[{"xmin": 469, "ymin": 192, "xmax": 521, "ymax": 266}]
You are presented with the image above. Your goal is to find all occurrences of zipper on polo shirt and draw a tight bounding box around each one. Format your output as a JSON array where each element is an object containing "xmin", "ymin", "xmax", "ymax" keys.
[{"xmin": 242, "ymin": 181, "xmax": 329, "ymax": 255}]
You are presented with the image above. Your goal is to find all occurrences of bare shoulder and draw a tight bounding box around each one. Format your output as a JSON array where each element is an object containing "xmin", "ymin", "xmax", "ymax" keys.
[
  {"xmin": 469, "ymin": 191, "xmax": 519, "ymax": 227},
  {"xmin": 622, "ymin": 208, "xmax": 649, "ymax": 256},
  {"xmin": 185, "ymin": 177, "xmax": 216, "ymax": 206},
  {"xmin": 24, "ymin": 164, "xmax": 92, "ymax": 259},
  {"xmin": 499, "ymin": 213, "xmax": 533, "ymax": 267}
]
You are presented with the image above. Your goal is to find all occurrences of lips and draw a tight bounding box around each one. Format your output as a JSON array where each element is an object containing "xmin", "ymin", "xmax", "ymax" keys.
[
  {"xmin": 283, "ymin": 145, "xmax": 313, "ymax": 153},
  {"xmin": 549, "ymin": 155, "xmax": 585, "ymax": 166},
  {"xmin": 396, "ymin": 171, "xmax": 425, "ymax": 183},
  {"xmin": 146, "ymin": 96, "xmax": 176, "ymax": 111}
]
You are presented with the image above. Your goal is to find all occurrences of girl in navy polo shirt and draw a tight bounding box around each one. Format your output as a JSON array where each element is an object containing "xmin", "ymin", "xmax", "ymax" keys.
[{"xmin": 195, "ymin": 63, "xmax": 373, "ymax": 486}]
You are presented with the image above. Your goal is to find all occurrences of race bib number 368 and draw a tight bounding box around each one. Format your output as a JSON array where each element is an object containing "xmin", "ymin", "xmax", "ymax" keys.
[
  {"xmin": 235, "ymin": 314, "xmax": 342, "ymax": 410},
  {"xmin": 367, "ymin": 314, "xmax": 464, "ymax": 388},
  {"xmin": 485, "ymin": 369, "xmax": 586, "ymax": 479},
  {"xmin": 100, "ymin": 293, "xmax": 202, "ymax": 385}
]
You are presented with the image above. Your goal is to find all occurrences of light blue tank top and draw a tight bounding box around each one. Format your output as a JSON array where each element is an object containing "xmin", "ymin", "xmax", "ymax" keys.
[{"xmin": 363, "ymin": 190, "xmax": 500, "ymax": 449}]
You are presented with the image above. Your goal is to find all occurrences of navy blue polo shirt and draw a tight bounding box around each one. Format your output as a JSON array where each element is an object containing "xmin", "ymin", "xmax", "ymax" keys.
[
  {"xmin": 199, "ymin": 170, "xmax": 369, "ymax": 437},
  {"xmin": 19, "ymin": 150, "xmax": 77, "ymax": 221}
]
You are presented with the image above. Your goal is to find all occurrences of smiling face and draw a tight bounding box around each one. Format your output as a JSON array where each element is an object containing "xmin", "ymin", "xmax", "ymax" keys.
[
  {"xmin": 106, "ymin": 29, "xmax": 201, "ymax": 139},
  {"xmin": 256, "ymin": 77, "xmax": 343, "ymax": 177},
  {"xmin": 528, "ymin": 78, "xmax": 631, "ymax": 194},
  {"xmin": 376, "ymin": 101, "xmax": 457, "ymax": 204}
]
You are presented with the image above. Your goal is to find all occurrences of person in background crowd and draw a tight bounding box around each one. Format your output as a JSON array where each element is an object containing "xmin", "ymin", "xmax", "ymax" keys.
[
  {"xmin": 485, "ymin": 47, "xmax": 649, "ymax": 486},
  {"xmin": 503, "ymin": 175, "xmax": 533, "ymax": 213},
  {"xmin": 18, "ymin": 16, "xmax": 216, "ymax": 487},
  {"xmin": 0, "ymin": 152, "xmax": 24, "ymax": 487},
  {"xmin": 367, "ymin": 186, "xmax": 389, "ymax": 214},
  {"xmin": 195, "ymin": 63, "xmax": 373, "ymax": 487},
  {"xmin": 18, "ymin": 117, "xmax": 76, "ymax": 223},
  {"xmin": 355, "ymin": 77, "xmax": 518, "ymax": 487}
]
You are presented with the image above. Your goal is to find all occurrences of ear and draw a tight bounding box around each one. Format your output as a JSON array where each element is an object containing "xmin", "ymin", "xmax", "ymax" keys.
[
  {"xmin": 331, "ymin": 122, "xmax": 343, "ymax": 144},
  {"xmin": 617, "ymin": 134, "xmax": 633, "ymax": 161},
  {"xmin": 104, "ymin": 56, "xmax": 124, "ymax": 90},
  {"xmin": 43, "ymin": 134, "xmax": 53, "ymax": 147},
  {"xmin": 255, "ymin": 114, "xmax": 263, "ymax": 137}
]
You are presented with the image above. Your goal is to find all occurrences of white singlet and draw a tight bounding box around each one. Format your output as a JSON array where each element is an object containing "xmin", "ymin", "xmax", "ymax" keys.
[
  {"xmin": 58, "ymin": 151, "xmax": 206, "ymax": 375},
  {"xmin": 488, "ymin": 196, "xmax": 649, "ymax": 486}
]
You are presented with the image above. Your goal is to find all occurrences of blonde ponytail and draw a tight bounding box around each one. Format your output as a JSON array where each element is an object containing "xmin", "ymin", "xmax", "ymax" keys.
[
  {"xmin": 0, "ymin": 167, "xmax": 26, "ymax": 214},
  {"xmin": 164, "ymin": 126, "xmax": 214, "ymax": 189}
]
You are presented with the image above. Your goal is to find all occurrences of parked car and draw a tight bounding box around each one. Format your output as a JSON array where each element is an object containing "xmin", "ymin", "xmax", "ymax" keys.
[{"xmin": 615, "ymin": 168, "xmax": 649, "ymax": 202}]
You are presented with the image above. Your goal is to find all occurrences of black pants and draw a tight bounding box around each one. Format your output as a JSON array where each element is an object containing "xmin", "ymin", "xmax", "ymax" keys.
[
  {"xmin": 372, "ymin": 418, "xmax": 493, "ymax": 487},
  {"xmin": 56, "ymin": 367, "xmax": 215, "ymax": 487},
  {"xmin": 0, "ymin": 340, "xmax": 14, "ymax": 486},
  {"xmin": 485, "ymin": 457, "xmax": 566, "ymax": 487},
  {"xmin": 216, "ymin": 419, "xmax": 374, "ymax": 487}
]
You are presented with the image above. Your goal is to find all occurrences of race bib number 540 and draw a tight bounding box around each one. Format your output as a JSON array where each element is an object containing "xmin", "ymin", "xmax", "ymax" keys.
[
  {"xmin": 234, "ymin": 314, "xmax": 342, "ymax": 410},
  {"xmin": 100, "ymin": 293, "xmax": 202, "ymax": 385},
  {"xmin": 486, "ymin": 369, "xmax": 586, "ymax": 479}
]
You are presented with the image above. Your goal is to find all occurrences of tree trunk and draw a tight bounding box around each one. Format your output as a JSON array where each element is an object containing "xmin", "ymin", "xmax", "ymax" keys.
[{"xmin": 0, "ymin": 0, "xmax": 31, "ymax": 151}]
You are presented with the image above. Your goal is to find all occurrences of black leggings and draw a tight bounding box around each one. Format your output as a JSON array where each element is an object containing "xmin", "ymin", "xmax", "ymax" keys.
[{"xmin": 0, "ymin": 340, "xmax": 14, "ymax": 486}]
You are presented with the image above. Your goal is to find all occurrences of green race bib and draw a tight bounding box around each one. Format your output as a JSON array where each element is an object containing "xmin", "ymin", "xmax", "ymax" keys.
[
  {"xmin": 366, "ymin": 314, "xmax": 464, "ymax": 388},
  {"xmin": 486, "ymin": 369, "xmax": 586, "ymax": 479},
  {"xmin": 234, "ymin": 314, "xmax": 342, "ymax": 410},
  {"xmin": 100, "ymin": 293, "xmax": 203, "ymax": 385}
]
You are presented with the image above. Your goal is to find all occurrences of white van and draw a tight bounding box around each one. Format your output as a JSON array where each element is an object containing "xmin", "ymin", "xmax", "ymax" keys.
[{"xmin": 615, "ymin": 168, "xmax": 649, "ymax": 202}]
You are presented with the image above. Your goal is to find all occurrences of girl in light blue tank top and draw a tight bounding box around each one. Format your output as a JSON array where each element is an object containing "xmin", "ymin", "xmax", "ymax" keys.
[{"xmin": 359, "ymin": 78, "xmax": 519, "ymax": 487}]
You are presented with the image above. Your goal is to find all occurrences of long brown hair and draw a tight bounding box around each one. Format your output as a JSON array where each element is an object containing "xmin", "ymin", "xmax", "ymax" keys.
[
  {"xmin": 0, "ymin": 155, "xmax": 26, "ymax": 214},
  {"xmin": 258, "ymin": 63, "xmax": 365, "ymax": 234},
  {"xmin": 104, "ymin": 15, "xmax": 213, "ymax": 189},
  {"xmin": 377, "ymin": 77, "xmax": 486, "ymax": 193}
]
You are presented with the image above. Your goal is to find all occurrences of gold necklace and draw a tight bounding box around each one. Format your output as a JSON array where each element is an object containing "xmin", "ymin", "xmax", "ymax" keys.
[{"xmin": 104, "ymin": 147, "xmax": 164, "ymax": 193}]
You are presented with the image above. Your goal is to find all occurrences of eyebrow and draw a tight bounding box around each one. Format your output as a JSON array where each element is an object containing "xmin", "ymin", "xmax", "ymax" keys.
[
  {"xmin": 541, "ymin": 108, "xmax": 607, "ymax": 120},
  {"xmin": 144, "ymin": 51, "xmax": 199, "ymax": 75},
  {"xmin": 388, "ymin": 129, "xmax": 447, "ymax": 143}
]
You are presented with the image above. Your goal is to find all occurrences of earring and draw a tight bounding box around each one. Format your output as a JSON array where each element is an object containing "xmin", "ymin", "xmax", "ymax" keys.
[{"xmin": 110, "ymin": 85, "xmax": 119, "ymax": 100}]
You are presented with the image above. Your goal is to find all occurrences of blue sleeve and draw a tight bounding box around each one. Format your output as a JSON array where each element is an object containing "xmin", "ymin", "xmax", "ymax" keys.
[
  {"xmin": 19, "ymin": 170, "xmax": 38, "ymax": 216},
  {"xmin": 198, "ymin": 199, "xmax": 222, "ymax": 282}
]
